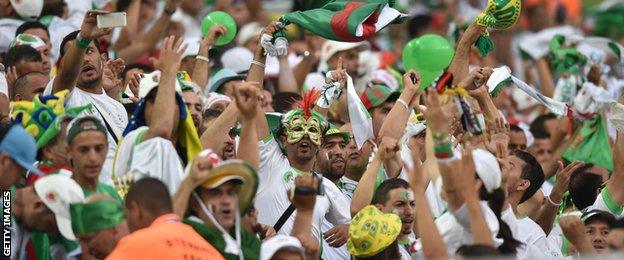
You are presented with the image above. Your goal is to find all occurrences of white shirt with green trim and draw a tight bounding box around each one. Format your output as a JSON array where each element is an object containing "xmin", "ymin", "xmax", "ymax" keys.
[
  {"xmin": 113, "ymin": 126, "xmax": 184, "ymax": 194},
  {"xmin": 586, "ymin": 186, "xmax": 624, "ymax": 216},
  {"xmin": 255, "ymin": 135, "xmax": 351, "ymax": 239}
]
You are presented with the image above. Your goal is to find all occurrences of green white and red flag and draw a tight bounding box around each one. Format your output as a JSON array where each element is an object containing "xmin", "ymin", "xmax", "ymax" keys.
[{"xmin": 282, "ymin": 0, "xmax": 406, "ymax": 42}]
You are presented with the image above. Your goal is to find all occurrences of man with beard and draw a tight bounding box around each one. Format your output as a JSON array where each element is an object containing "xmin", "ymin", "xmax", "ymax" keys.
[
  {"xmin": 253, "ymin": 90, "xmax": 351, "ymax": 247},
  {"xmin": 314, "ymin": 124, "xmax": 349, "ymax": 183},
  {"xmin": 314, "ymin": 125, "xmax": 351, "ymax": 259},
  {"xmin": 45, "ymin": 10, "xmax": 129, "ymax": 183},
  {"xmin": 7, "ymin": 175, "xmax": 85, "ymax": 259}
]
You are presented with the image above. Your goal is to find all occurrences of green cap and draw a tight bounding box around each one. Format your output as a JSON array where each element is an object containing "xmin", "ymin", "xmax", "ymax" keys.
[
  {"xmin": 70, "ymin": 200, "xmax": 124, "ymax": 235},
  {"xmin": 324, "ymin": 124, "xmax": 350, "ymax": 143},
  {"xmin": 359, "ymin": 83, "xmax": 400, "ymax": 110},
  {"xmin": 66, "ymin": 116, "xmax": 107, "ymax": 144}
]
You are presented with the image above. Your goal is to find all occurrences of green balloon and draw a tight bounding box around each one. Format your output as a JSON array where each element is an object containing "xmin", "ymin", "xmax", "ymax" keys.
[
  {"xmin": 201, "ymin": 11, "xmax": 237, "ymax": 46},
  {"xmin": 402, "ymin": 34, "xmax": 454, "ymax": 89}
]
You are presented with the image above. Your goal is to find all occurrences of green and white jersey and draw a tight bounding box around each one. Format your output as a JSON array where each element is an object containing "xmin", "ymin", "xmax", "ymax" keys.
[
  {"xmin": 586, "ymin": 186, "xmax": 624, "ymax": 216},
  {"xmin": 255, "ymin": 135, "xmax": 351, "ymax": 239}
]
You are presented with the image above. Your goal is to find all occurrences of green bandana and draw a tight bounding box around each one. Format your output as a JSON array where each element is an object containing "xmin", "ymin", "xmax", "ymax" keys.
[
  {"xmin": 70, "ymin": 200, "xmax": 124, "ymax": 235},
  {"xmin": 10, "ymin": 33, "xmax": 46, "ymax": 49}
]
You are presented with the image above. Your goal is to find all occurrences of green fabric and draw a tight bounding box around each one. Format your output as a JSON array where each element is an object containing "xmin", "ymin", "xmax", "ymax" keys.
[
  {"xmin": 82, "ymin": 183, "xmax": 124, "ymax": 204},
  {"xmin": 29, "ymin": 232, "xmax": 51, "ymax": 260},
  {"xmin": 184, "ymin": 218, "xmax": 261, "ymax": 260},
  {"xmin": 66, "ymin": 117, "xmax": 107, "ymax": 144},
  {"xmin": 563, "ymin": 115, "xmax": 614, "ymax": 172},
  {"xmin": 600, "ymin": 187, "xmax": 623, "ymax": 215},
  {"xmin": 70, "ymin": 200, "xmax": 124, "ymax": 235},
  {"xmin": 549, "ymin": 35, "xmax": 588, "ymax": 77},
  {"xmin": 475, "ymin": 35, "xmax": 495, "ymax": 57},
  {"xmin": 282, "ymin": 0, "xmax": 400, "ymax": 42},
  {"xmin": 592, "ymin": 4, "xmax": 624, "ymax": 39}
]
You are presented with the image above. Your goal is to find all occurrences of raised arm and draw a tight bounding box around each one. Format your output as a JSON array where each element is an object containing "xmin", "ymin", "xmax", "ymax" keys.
[
  {"xmin": 406, "ymin": 143, "xmax": 447, "ymax": 258},
  {"xmin": 191, "ymin": 25, "xmax": 226, "ymax": 91},
  {"xmin": 234, "ymin": 82, "xmax": 261, "ymax": 170},
  {"xmin": 447, "ymin": 24, "xmax": 486, "ymax": 85},
  {"xmin": 173, "ymin": 154, "xmax": 215, "ymax": 216},
  {"xmin": 115, "ymin": 0, "xmax": 179, "ymax": 62},
  {"xmin": 52, "ymin": 10, "xmax": 111, "ymax": 94},
  {"xmin": 535, "ymin": 58, "xmax": 556, "ymax": 98},
  {"xmin": 290, "ymin": 175, "xmax": 320, "ymax": 260},
  {"xmin": 249, "ymin": 23, "xmax": 281, "ymax": 140},
  {"xmin": 559, "ymin": 215, "xmax": 597, "ymax": 255},
  {"xmin": 377, "ymin": 71, "xmax": 421, "ymax": 141},
  {"xmin": 200, "ymin": 102, "xmax": 239, "ymax": 149},
  {"xmin": 462, "ymin": 67, "xmax": 499, "ymax": 123},
  {"xmin": 535, "ymin": 161, "xmax": 583, "ymax": 234},
  {"xmin": 605, "ymin": 127, "xmax": 624, "ymax": 204},
  {"xmin": 276, "ymin": 55, "xmax": 299, "ymax": 94},
  {"xmin": 350, "ymin": 137, "xmax": 399, "ymax": 216},
  {"xmin": 143, "ymin": 36, "xmax": 187, "ymax": 141},
  {"xmin": 112, "ymin": 0, "xmax": 141, "ymax": 51}
]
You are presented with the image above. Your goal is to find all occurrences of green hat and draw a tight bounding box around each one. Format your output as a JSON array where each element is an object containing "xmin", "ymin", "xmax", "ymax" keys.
[
  {"xmin": 359, "ymin": 83, "xmax": 400, "ymax": 110},
  {"xmin": 10, "ymin": 33, "xmax": 46, "ymax": 49},
  {"xmin": 11, "ymin": 90, "xmax": 91, "ymax": 148},
  {"xmin": 66, "ymin": 116, "xmax": 107, "ymax": 144},
  {"xmin": 324, "ymin": 123, "xmax": 350, "ymax": 143},
  {"xmin": 70, "ymin": 200, "xmax": 124, "ymax": 235}
]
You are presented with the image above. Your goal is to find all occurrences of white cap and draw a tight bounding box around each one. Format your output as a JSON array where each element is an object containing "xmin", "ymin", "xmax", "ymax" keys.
[
  {"xmin": 221, "ymin": 47, "xmax": 254, "ymax": 73},
  {"xmin": 472, "ymin": 149, "xmax": 502, "ymax": 193},
  {"xmin": 138, "ymin": 70, "xmax": 182, "ymax": 98},
  {"xmin": 260, "ymin": 235, "xmax": 305, "ymax": 260},
  {"xmin": 204, "ymin": 92, "xmax": 231, "ymax": 111},
  {"xmin": 182, "ymin": 38, "xmax": 201, "ymax": 59},
  {"xmin": 237, "ymin": 22, "xmax": 263, "ymax": 46},
  {"xmin": 34, "ymin": 175, "xmax": 85, "ymax": 241},
  {"xmin": 10, "ymin": 0, "xmax": 43, "ymax": 21},
  {"xmin": 320, "ymin": 40, "xmax": 368, "ymax": 63}
]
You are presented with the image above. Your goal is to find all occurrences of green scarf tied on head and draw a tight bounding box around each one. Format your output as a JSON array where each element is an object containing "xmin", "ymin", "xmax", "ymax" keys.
[{"xmin": 70, "ymin": 200, "xmax": 124, "ymax": 235}]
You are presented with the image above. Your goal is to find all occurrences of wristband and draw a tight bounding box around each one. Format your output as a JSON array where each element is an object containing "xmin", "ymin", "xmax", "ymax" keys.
[
  {"xmin": 396, "ymin": 98, "xmax": 409, "ymax": 110},
  {"xmin": 196, "ymin": 55, "xmax": 210, "ymax": 63},
  {"xmin": 434, "ymin": 140, "xmax": 454, "ymax": 159},
  {"xmin": 546, "ymin": 195, "xmax": 563, "ymax": 206},
  {"xmin": 432, "ymin": 131, "xmax": 448, "ymax": 141},
  {"xmin": 251, "ymin": 60, "xmax": 265, "ymax": 68},
  {"xmin": 75, "ymin": 34, "xmax": 91, "ymax": 49}
]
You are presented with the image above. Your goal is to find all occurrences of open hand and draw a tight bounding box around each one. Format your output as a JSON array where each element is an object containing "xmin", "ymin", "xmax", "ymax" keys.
[
  {"xmin": 153, "ymin": 36, "xmax": 187, "ymax": 74},
  {"xmin": 550, "ymin": 161, "xmax": 583, "ymax": 204},
  {"xmin": 234, "ymin": 81, "xmax": 260, "ymax": 120},
  {"xmin": 484, "ymin": 117, "xmax": 510, "ymax": 157}
]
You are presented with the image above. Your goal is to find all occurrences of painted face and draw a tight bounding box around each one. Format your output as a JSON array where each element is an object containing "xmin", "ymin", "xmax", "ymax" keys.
[{"xmin": 284, "ymin": 115, "xmax": 323, "ymax": 146}]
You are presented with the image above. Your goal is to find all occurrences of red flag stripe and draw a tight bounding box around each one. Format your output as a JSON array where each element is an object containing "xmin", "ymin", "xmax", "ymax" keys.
[{"xmin": 330, "ymin": 2, "xmax": 380, "ymax": 42}]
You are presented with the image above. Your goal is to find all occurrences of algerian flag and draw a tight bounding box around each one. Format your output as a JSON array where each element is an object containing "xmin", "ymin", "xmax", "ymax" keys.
[
  {"xmin": 282, "ymin": 0, "xmax": 406, "ymax": 42},
  {"xmin": 346, "ymin": 74, "xmax": 374, "ymax": 149},
  {"xmin": 10, "ymin": 33, "xmax": 46, "ymax": 49},
  {"xmin": 563, "ymin": 115, "xmax": 614, "ymax": 172}
]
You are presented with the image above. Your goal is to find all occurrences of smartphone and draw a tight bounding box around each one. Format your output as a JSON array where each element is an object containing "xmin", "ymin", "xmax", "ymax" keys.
[{"xmin": 97, "ymin": 12, "xmax": 127, "ymax": 28}]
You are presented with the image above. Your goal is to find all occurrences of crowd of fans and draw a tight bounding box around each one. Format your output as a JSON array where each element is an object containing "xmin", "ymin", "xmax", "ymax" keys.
[{"xmin": 1, "ymin": 0, "xmax": 624, "ymax": 259}]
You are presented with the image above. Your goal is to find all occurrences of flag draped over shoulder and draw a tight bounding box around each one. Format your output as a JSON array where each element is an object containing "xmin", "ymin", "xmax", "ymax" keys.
[{"xmin": 282, "ymin": 0, "xmax": 406, "ymax": 42}]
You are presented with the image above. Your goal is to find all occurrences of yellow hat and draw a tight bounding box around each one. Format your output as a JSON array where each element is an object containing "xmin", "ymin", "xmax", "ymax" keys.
[
  {"xmin": 200, "ymin": 159, "xmax": 258, "ymax": 212},
  {"xmin": 346, "ymin": 205, "xmax": 401, "ymax": 257}
]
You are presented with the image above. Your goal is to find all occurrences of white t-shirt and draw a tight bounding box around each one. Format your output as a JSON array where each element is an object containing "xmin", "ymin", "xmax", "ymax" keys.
[
  {"xmin": 0, "ymin": 18, "xmax": 23, "ymax": 54},
  {"xmin": 256, "ymin": 135, "xmax": 351, "ymax": 239},
  {"xmin": 44, "ymin": 83, "xmax": 128, "ymax": 184}
]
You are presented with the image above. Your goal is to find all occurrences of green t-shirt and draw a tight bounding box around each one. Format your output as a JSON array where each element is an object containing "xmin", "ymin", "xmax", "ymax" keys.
[
  {"xmin": 183, "ymin": 217, "xmax": 261, "ymax": 260},
  {"xmin": 82, "ymin": 183, "xmax": 124, "ymax": 203}
]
